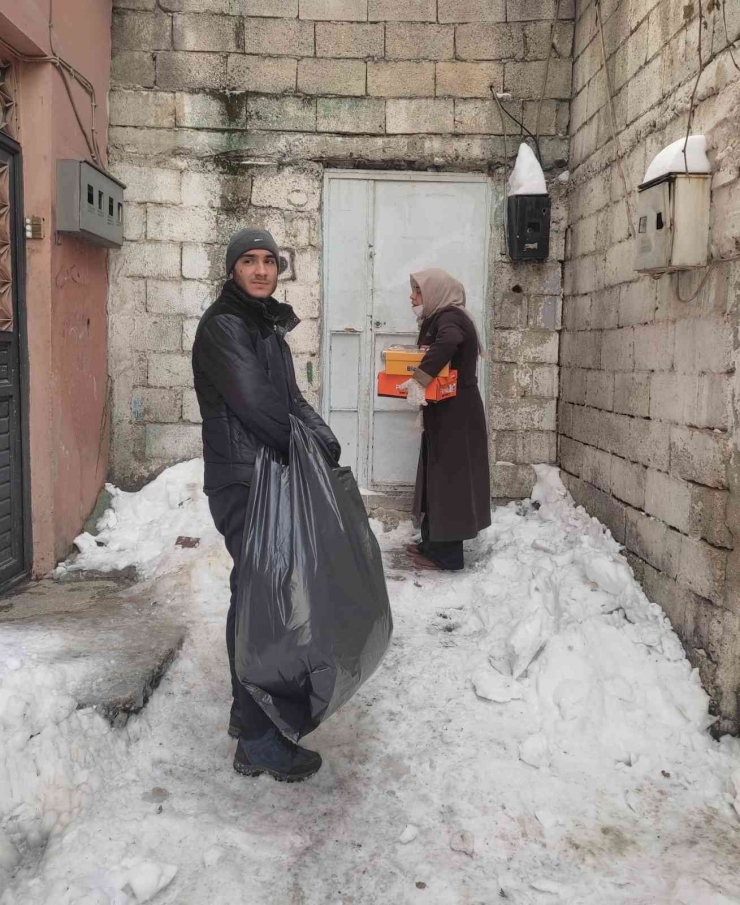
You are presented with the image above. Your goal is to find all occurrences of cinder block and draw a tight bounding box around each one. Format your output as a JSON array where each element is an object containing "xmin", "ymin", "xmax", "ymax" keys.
[
  {"xmin": 182, "ymin": 387, "xmax": 203, "ymax": 422},
  {"xmin": 495, "ymin": 430, "xmax": 556, "ymax": 464},
  {"xmin": 585, "ymin": 370, "xmax": 614, "ymax": 410},
  {"xmin": 368, "ymin": 0, "xmax": 435, "ymax": 20},
  {"xmin": 315, "ymin": 22, "xmax": 384, "ymax": 57},
  {"xmin": 251, "ymin": 167, "xmax": 322, "ymax": 211},
  {"xmin": 182, "ymin": 318, "xmax": 200, "ymax": 352},
  {"xmin": 531, "ymin": 365, "xmax": 558, "ymax": 398},
  {"xmin": 674, "ymin": 317, "xmax": 734, "ymax": 375},
  {"xmin": 613, "ymin": 371, "xmax": 650, "ymax": 418},
  {"xmin": 559, "ymin": 436, "xmax": 585, "ymax": 476},
  {"xmin": 436, "ymin": 62, "xmax": 504, "ymax": 98},
  {"xmin": 148, "ymin": 352, "xmax": 194, "ymax": 387},
  {"xmin": 507, "ymin": 0, "xmax": 574, "ymax": 21},
  {"xmin": 317, "ymin": 97, "xmax": 385, "ymax": 132},
  {"xmin": 182, "ymin": 243, "xmax": 224, "ymax": 280},
  {"xmin": 679, "ymin": 537, "xmax": 727, "ymax": 604},
  {"xmin": 692, "ymin": 374, "xmax": 731, "ymax": 431},
  {"xmin": 181, "ymin": 171, "xmax": 251, "ymax": 208},
  {"xmin": 626, "ymin": 507, "xmax": 682, "ymax": 578},
  {"xmin": 156, "ymin": 52, "xmax": 227, "ymax": 89},
  {"xmin": 386, "ymin": 23, "xmax": 454, "ymax": 60},
  {"xmin": 285, "ymin": 283, "xmax": 320, "ymax": 318},
  {"xmin": 520, "ymin": 329, "xmax": 559, "ymax": 364},
  {"xmin": 670, "ymin": 426, "xmax": 730, "ymax": 490},
  {"xmin": 630, "ymin": 417, "xmax": 670, "ymax": 471},
  {"xmin": 527, "ymin": 296, "xmax": 561, "ymax": 330},
  {"xmin": 147, "ymin": 205, "xmax": 218, "ymax": 242},
  {"xmin": 111, "ymin": 52, "xmax": 156, "ymax": 88},
  {"xmin": 116, "ymin": 164, "xmax": 182, "ymax": 204},
  {"xmin": 131, "ymin": 387, "xmax": 182, "ymax": 422},
  {"xmin": 248, "ymin": 96, "xmax": 317, "ymax": 131},
  {"xmin": 298, "ymin": 59, "xmax": 366, "ymax": 95},
  {"xmin": 599, "ymin": 410, "xmax": 631, "ymax": 459},
  {"xmin": 113, "ymin": 11, "xmax": 173, "ymax": 50},
  {"xmin": 645, "ymin": 469, "xmax": 690, "ymax": 533},
  {"xmin": 147, "ymin": 279, "xmax": 214, "ymax": 316},
  {"xmin": 689, "ymin": 484, "xmax": 733, "ymax": 550},
  {"xmin": 244, "ymin": 18, "xmax": 315, "ymax": 56},
  {"xmin": 227, "ymin": 55, "xmax": 297, "ymax": 92},
  {"xmin": 619, "ymin": 280, "xmax": 656, "ymax": 326},
  {"xmin": 524, "ymin": 20, "xmax": 574, "ymax": 59},
  {"xmin": 115, "ymin": 0, "xmax": 156, "ymax": 9},
  {"xmin": 490, "ymin": 398, "xmax": 556, "ymax": 431},
  {"xmin": 490, "ymin": 462, "xmax": 536, "ymax": 498},
  {"xmin": 109, "ymin": 275, "xmax": 147, "ymax": 316},
  {"xmin": 576, "ymin": 330, "xmax": 603, "ymax": 369},
  {"xmin": 582, "ymin": 444, "xmax": 611, "ymax": 492},
  {"xmin": 505, "ymin": 60, "xmax": 572, "ymax": 100},
  {"xmin": 173, "ymin": 13, "xmax": 240, "ymax": 51},
  {"xmin": 438, "ymin": 0, "xmax": 506, "ymax": 22},
  {"xmin": 367, "ymin": 62, "xmax": 435, "ymax": 97},
  {"xmin": 145, "ymin": 424, "xmax": 202, "ymax": 459},
  {"xmin": 286, "ymin": 319, "xmax": 320, "ymax": 355},
  {"xmin": 570, "ymin": 404, "xmax": 602, "ymax": 448},
  {"xmin": 600, "ymin": 327, "xmax": 634, "ymax": 371},
  {"xmin": 244, "ymin": 0, "xmax": 298, "ymax": 14},
  {"xmin": 496, "ymin": 261, "xmax": 562, "ymax": 296},
  {"xmin": 560, "ymin": 366, "xmax": 587, "ymax": 405},
  {"xmin": 124, "ymin": 204, "xmax": 146, "ymax": 242},
  {"xmin": 492, "ymin": 362, "xmax": 530, "ymax": 397},
  {"xmin": 455, "ymin": 23, "xmax": 524, "ymax": 60},
  {"xmin": 454, "ymin": 99, "xmax": 509, "ymax": 134},
  {"xmin": 300, "ymin": 0, "xmax": 367, "ymax": 19},
  {"xmin": 649, "ymin": 372, "xmax": 697, "ymax": 424},
  {"xmin": 386, "ymin": 99, "xmax": 454, "ymax": 133},
  {"xmin": 176, "ymin": 91, "xmax": 246, "ymax": 128},
  {"xmin": 610, "ymin": 455, "xmax": 646, "ymax": 509},
  {"xmin": 110, "ymin": 89, "xmax": 176, "ymax": 127},
  {"xmin": 123, "ymin": 242, "xmax": 182, "ymax": 279}
]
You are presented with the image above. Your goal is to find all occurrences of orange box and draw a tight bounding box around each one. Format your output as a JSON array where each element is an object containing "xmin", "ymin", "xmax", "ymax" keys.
[
  {"xmin": 377, "ymin": 370, "xmax": 458, "ymax": 402},
  {"xmin": 382, "ymin": 347, "xmax": 450, "ymax": 378}
]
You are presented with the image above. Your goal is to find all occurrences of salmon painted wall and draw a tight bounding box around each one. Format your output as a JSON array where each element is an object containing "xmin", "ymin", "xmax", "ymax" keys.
[{"xmin": 0, "ymin": 0, "xmax": 112, "ymax": 570}]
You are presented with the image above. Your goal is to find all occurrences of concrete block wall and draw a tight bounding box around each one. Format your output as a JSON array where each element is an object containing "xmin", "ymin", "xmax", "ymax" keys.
[
  {"xmin": 107, "ymin": 0, "xmax": 573, "ymax": 490},
  {"xmin": 562, "ymin": 0, "xmax": 740, "ymax": 731}
]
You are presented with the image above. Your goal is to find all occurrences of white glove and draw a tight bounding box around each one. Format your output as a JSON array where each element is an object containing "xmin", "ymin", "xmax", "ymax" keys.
[{"xmin": 399, "ymin": 378, "xmax": 427, "ymax": 408}]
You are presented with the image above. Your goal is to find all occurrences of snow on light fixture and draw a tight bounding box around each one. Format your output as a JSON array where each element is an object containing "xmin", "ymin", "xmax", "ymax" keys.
[
  {"xmin": 506, "ymin": 143, "xmax": 551, "ymax": 263},
  {"xmin": 633, "ymin": 135, "xmax": 712, "ymax": 275}
]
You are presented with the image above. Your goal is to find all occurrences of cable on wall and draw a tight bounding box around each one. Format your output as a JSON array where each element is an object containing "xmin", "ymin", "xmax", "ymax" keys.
[{"xmin": 535, "ymin": 0, "xmax": 563, "ymax": 149}]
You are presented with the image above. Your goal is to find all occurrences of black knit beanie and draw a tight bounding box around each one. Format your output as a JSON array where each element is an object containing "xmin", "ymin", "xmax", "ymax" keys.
[{"xmin": 225, "ymin": 228, "xmax": 283, "ymax": 275}]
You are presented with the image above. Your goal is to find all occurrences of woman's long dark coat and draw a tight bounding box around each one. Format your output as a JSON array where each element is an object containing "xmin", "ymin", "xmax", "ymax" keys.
[{"xmin": 412, "ymin": 307, "xmax": 491, "ymax": 543}]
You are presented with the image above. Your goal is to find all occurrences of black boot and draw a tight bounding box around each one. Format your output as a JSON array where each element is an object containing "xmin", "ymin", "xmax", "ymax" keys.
[
  {"xmin": 233, "ymin": 728, "xmax": 322, "ymax": 782},
  {"xmin": 227, "ymin": 700, "xmax": 242, "ymax": 739}
]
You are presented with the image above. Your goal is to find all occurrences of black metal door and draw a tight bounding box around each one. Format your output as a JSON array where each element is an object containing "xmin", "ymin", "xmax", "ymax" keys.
[{"xmin": 0, "ymin": 136, "xmax": 28, "ymax": 591}]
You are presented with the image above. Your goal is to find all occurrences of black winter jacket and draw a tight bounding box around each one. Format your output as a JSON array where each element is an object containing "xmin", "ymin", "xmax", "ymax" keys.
[{"xmin": 192, "ymin": 280, "xmax": 340, "ymax": 495}]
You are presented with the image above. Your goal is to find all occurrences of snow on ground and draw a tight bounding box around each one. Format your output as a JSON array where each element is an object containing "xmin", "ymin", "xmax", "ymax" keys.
[{"xmin": 3, "ymin": 463, "xmax": 740, "ymax": 903}]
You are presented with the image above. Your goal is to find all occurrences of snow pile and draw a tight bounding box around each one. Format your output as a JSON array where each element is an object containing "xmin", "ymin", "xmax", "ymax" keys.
[
  {"xmin": 3, "ymin": 460, "xmax": 740, "ymax": 902},
  {"xmin": 508, "ymin": 143, "xmax": 547, "ymax": 196},
  {"xmin": 55, "ymin": 460, "xmax": 216, "ymax": 581},
  {"xmin": 643, "ymin": 135, "xmax": 711, "ymax": 183}
]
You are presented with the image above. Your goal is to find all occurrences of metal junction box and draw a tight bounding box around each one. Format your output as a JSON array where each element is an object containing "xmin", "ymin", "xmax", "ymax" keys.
[
  {"xmin": 633, "ymin": 173, "xmax": 710, "ymax": 274},
  {"xmin": 507, "ymin": 194, "xmax": 551, "ymax": 262},
  {"xmin": 56, "ymin": 160, "xmax": 125, "ymax": 248}
]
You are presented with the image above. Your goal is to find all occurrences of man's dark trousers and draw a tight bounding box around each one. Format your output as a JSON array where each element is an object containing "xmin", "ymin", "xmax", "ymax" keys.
[{"xmin": 208, "ymin": 483, "xmax": 273, "ymax": 739}]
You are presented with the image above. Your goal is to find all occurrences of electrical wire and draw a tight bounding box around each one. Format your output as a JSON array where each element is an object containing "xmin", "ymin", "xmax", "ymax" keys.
[
  {"xmin": 535, "ymin": 0, "xmax": 563, "ymax": 148},
  {"xmin": 594, "ymin": 0, "xmax": 635, "ymax": 239},
  {"xmin": 490, "ymin": 85, "xmax": 510, "ymax": 254},
  {"xmin": 682, "ymin": 0, "xmax": 708, "ymax": 173},
  {"xmin": 673, "ymin": 252, "xmax": 740, "ymax": 304}
]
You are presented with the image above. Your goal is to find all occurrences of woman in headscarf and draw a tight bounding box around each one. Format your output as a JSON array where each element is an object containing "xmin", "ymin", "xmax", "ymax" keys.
[{"xmin": 403, "ymin": 268, "xmax": 491, "ymax": 571}]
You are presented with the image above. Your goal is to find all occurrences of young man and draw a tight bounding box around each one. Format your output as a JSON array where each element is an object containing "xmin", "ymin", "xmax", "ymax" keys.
[{"xmin": 191, "ymin": 228, "xmax": 340, "ymax": 782}]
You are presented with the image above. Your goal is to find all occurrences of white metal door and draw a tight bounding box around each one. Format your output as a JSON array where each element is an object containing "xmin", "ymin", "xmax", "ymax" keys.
[{"xmin": 323, "ymin": 172, "xmax": 490, "ymax": 491}]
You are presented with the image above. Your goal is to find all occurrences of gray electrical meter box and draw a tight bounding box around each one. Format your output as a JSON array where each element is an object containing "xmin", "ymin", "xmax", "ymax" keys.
[
  {"xmin": 56, "ymin": 160, "xmax": 125, "ymax": 248},
  {"xmin": 633, "ymin": 173, "xmax": 710, "ymax": 274}
]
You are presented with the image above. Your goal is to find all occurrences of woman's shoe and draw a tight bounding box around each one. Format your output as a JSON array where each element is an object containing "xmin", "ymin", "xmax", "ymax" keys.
[
  {"xmin": 407, "ymin": 550, "xmax": 442, "ymax": 571},
  {"xmin": 233, "ymin": 728, "xmax": 322, "ymax": 782}
]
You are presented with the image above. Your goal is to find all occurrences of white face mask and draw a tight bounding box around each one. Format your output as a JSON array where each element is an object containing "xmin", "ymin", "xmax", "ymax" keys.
[{"xmin": 412, "ymin": 305, "xmax": 424, "ymax": 320}]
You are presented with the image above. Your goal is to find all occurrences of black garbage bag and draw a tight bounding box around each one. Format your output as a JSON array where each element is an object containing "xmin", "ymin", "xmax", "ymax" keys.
[{"xmin": 235, "ymin": 415, "xmax": 393, "ymax": 741}]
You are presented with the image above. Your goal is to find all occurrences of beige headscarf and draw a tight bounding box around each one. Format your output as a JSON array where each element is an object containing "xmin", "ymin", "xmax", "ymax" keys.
[{"xmin": 411, "ymin": 268, "xmax": 486, "ymax": 357}]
